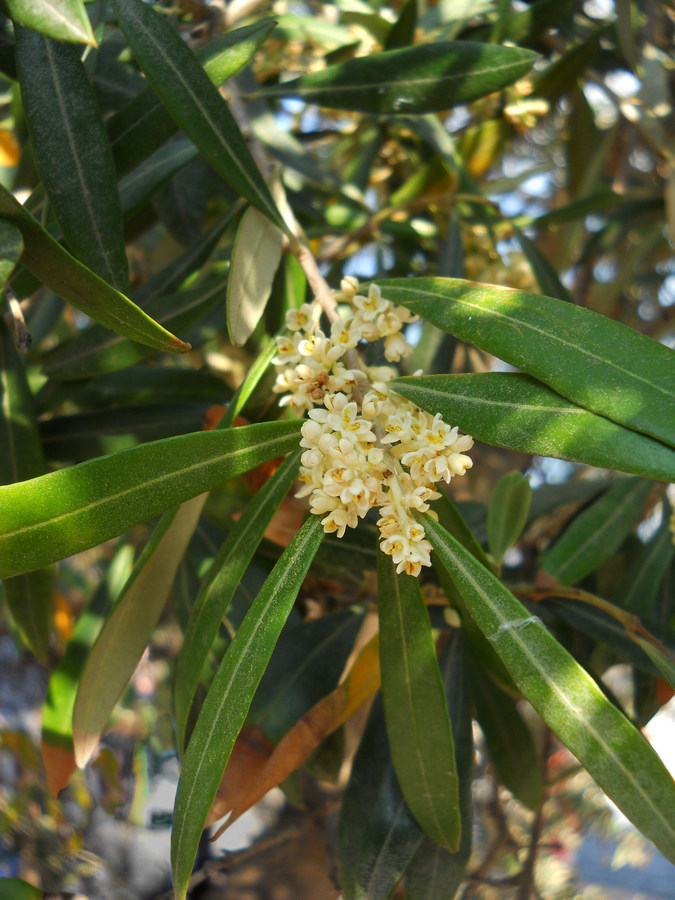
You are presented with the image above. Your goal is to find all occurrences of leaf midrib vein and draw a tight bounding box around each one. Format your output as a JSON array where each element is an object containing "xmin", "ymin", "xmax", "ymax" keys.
[
  {"xmin": 392, "ymin": 285, "xmax": 674, "ymax": 400},
  {"xmin": 443, "ymin": 534, "xmax": 675, "ymax": 841}
]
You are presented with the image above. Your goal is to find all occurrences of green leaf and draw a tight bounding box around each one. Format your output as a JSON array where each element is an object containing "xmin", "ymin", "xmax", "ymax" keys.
[
  {"xmin": 108, "ymin": 19, "xmax": 277, "ymax": 176},
  {"xmin": 16, "ymin": 27, "xmax": 129, "ymax": 292},
  {"xmin": 403, "ymin": 633, "xmax": 473, "ymax": 900},
  {"xmin": 487, "ymin": 471, "xmax": 532, "ymax": 565},
  {"xmin": 171, "ymin": 516, "xmax": 324, "ymax": 900},
  {"xmin": 392, "ymin": 373, "xmax": 675, "ymax": 483},
  {"xmin": 118, "ymin": 137, "xmax": 199, "ymax": 221},
  {"xmin": 469, "ymin": 657, "xmax": 543, "ymax": 810},
  {"xmin": 514, "ymin": 228, "xmax": 572, "ymax": 303},
  {"xmin": 43, "ymin": 276, "xmax": 225, "ymax": 381},
  {"xmin": 250, "ymin": 609, "xmax": 363, "ymax": 742},
  {"xmin": 132, "ymin": 208, "xmax": 237, "ymax": 306},
  {"xmin": 0, "ymin": 877, "xmax": 43, "ymax": 900},
  {"xmin": 384, "ymin": 0, "xmax": 417, "ymax": 50},
  {"xmin": 5, "ymin": 0, "xmax": 95, "ymax": 46},
  {"xmin": 227, "ymin": 205, "xmax": 284, "ymax": 347},
  {"xmin": 633, "ymin": 637, "xmax": 675, "ymax": 692},
  {"xmin": 613, "ymin": 513, "xmax": 673, "ymax": 615},
  {"xmin": 375, "ymin": 275, "xmax": 675, "ymax": 447},
  {"xmin": 218, "ymin": 337, "xmax": 279, "ymax": 429},
  {"xmin": 73, "ymin": 495, "xmax": 206, "ymax": 767},
  {"xmin": 258, "ymin": 41, "xmax": 537, "ymax": 114},
  {"xmin": 0, "ymin": 183, "xmax": 190, "ymax": 355},
  {"xmin": 539, "ymin": 595, "xmax": 674, "ymax": 679},
  {"xmin": 42, "ymin": 366, "xmax": 229, "ymax": 411},
  {"xmin": 339, "ymin": 631, "xmax": 472, "ymax": 900},
  {"xmin": 424, "ymin": 514, "xmax": 675, "ymax": 864},
  {"xmin": 533, "ymin": 27, "xmax": 607, "ymax": 102},
  {"xmin": 0, "ymin": 419, "xmax": 302, "ymax": 578},
  {"xmin": 40, "ymin": 403, "xmax": 212, "ymax": 463},
  {"xmin": 174, "ymin": 450, "xmax": 301, "ymax": 751},
  {"xmin": 41, "ymin": 547, "xmax": 133, "ymax": 795},
  {"xmin": 0, "ymin": 219, "xmax": 23, "ymax": 284},
  {"xmin": 0, "ymin": 317, "xmax": 53, "ymax": 659},
  {"xmin": 540, "ymin": 477, "xmax": 653, "ymax": 586},
  {"xmin": 377, "ymin": 553, "xmax": 460, "ymax": 851},
  {"xmin": 112, "ymin": 0, "xmax": 285, "ymax": 231},
  {"xmin": 338, "ymin": 695, "xmax": 425, "ymax": 900}
]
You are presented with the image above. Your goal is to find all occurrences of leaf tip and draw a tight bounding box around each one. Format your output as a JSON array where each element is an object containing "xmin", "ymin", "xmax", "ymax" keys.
[
  {"xmin": 168, "ymin": 337, "xmax": 193, "ymax": 354},
  {"xmin": 73, "ymin": 730, "xmax": 100, "ymax": 769}
]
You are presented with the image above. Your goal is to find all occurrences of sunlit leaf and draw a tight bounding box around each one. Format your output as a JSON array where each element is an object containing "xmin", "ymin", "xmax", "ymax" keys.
[
  {"xmin": 425, "ymin": 514, "xmax": 675, "ymax": 864},
  {"xmin": 392, "ymin": 373, "xmax": 675, "ymax": 482},
  {"xmin": 378, "ymin": 276, "xmax": 675, "ymax": 447},
  {"xmin": 73, "ymin": 495, "xmax": 206, "ymax": 767},
  {"xmin": 5, "ymin": 0, "xmax": 95, "ymax": 46},
  {"xmin": 171, "ymin": 516, "xmax": 324, "ymax": 900},
  {"xmin": 0, "ymin": 419, "xmax": 302, "ymax": 578},
  {"xmin": 227, "ymin": 205, "xmax": 284, "ymax": 346},
  {"xmin": 41, "ymin": 547, "xmax": 133, "ymax": 797},
  {"xmin": 259, "ymin": 42, "xmax": 537, "ymax": 114}
]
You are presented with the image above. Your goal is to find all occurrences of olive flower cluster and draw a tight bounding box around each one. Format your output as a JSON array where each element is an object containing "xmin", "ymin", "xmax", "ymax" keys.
[{"xmin": 273, "ymin": 278, "xmax": 473, "ymax": 576}]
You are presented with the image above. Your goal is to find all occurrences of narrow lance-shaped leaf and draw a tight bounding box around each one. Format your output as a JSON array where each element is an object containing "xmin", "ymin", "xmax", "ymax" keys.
[
  {"xmin": 112, "ymin": 0, "xmax": 285, "ymax": 232},
  {"xmin": 227, "ymin": 205, "xmax": 284, "ymax": 347},
  {"xmin": 613, "ymin": 512, "xmax": 673, "ymax": 616},
  {"xmin": 392, "ymin": 373, "xmax": 675, "ymax": 483},
  {"xmin": 403, "ymin": 632, "xmax": 474, "ymax": 900},
  {"xmin": 171, "ymin": 516, "xmax": 324, "ymax": 900},
  {"xmin": 108, "ymin": 19, "xmax": 278, "ymax": 176},
  {"xmin": 424, "ymin": 514, "xmax": 675, "ymax": 864},
  {"xmin": 377, "ymin": 553, "xmax": 460, "ymax": 851},
  {"xmin": 632, "ymin": 637, "xmax": 675, "ymax": 692},
  {"xmin": 259, "ymin": 41, "xmax": 537, "ymax": 115},
  {"xmin": 43, "ymin": 276, "xmax": 226, "ymax": 382},
  {"xmin": 338, "ymin": 694, "xmax": 423, "ymax": 900},
  {"xmin": 5, "ymin": 0, "xmax": 96, "ymax": 46},
  {"xmin": 375, "ymin": 277, "xmax": 675, "ymax": 448},
  {"xmin": 0, "ymin": 316, "xmax": 54, "ymax": 660},
  {"xmin": 16, "ymin": 27, "xmax": 129, "ymax": 292},
  {"xmin": 469, "ymin": 656, "xmax": 543, "ymax": 810},
  {"xmin": 73, "ymin": 495, "xmax": 206, "ymax": 768},
  {"xmin": 514, "ymin": 227, "xmax": 572, "ymax": 303},
  {"xmin": 0, "ymin": 183, "xmax": 190, "ymax": 354},
  {"xmin": 487, "ymin": 471, "xmax": 532, "ymax": 566},
  {"xmin": 540, "ymin": 477, "xmax": 652, "ymax": 586},
  {"xmin": 174, "ymin": 450, "xmax": 302, "ymax": 751},
  {"xmin": 41, "ymin": 546, "xmax": 134, "ymax": 797},
  {"xmin": 0, "ymin": 419, "xmax": 302, "ymax": 579},
  {"xmin": 0, "ymin": 219, "xmax": 23, "ymax": 284},
  {"xmin": 213, "ymin": 633, "xmax": 381, "ymax": 839}
]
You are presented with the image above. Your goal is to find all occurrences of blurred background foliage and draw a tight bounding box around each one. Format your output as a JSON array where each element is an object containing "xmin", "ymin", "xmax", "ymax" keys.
[{"xmin": 0, "ymin": 0, "xmax": 674, "ymax": 898}]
